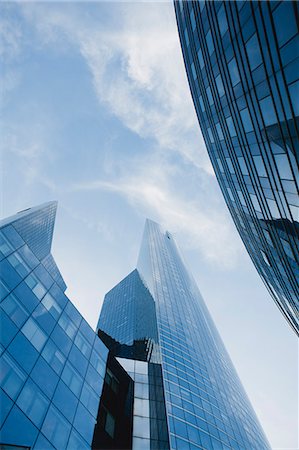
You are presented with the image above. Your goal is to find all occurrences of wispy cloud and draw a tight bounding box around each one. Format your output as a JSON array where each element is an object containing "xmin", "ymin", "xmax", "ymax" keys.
[{"xmin": 4, "ymin": 2, "xmax": 241, "ymax": 267}]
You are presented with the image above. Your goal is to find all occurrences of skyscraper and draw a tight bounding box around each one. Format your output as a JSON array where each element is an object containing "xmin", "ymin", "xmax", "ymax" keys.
[
  {"xmin": 0, "ymin": 202, "xmax": 134, "ymax": 450},
  {"xmin": 174, "ymin": 1, "xmax": 299, "ymax": 334},
  {"xmin": 1, "ymin": 203, "xmax": 270, "ymax": 449},
  {"xmin": 98, "ymin": 219, "xmax": 271, "ymax": 450}
]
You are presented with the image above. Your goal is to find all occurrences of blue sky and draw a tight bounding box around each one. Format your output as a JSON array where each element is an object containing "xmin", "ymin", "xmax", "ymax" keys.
[{"xmin": 1, "ymin": 2, "xmax": 297, "ymax": 448}]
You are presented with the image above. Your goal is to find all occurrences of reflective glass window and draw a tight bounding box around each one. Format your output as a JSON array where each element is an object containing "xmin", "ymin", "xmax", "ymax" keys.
[
  {"xmin": 215, "ymin": 74, "xmax": 225, "ymax": 97},
  {"xmin": 240, "ymin": 108, "xmax": 254, "ymax": 132},
  {"xmin": 0, "ymin": 259, "xmax": 22, "ymax": 290},
  {"xmin": 273, "ymin": 2, "xmax": 298, "ymax": 47},
  {"xmin": 288, "ymin": 80, "xmax": 299, "ymax": 117},
  {"xmin": 217, "ymin": 4, "xmax": 228, "ymax": 36},
  {"xmin": 68, "ymin": 344, "xmax": 88, "ymax": 377},
  {"xmin": 65, "ymin": 301, "xmax": 81, "ymax": 326},
  {"xmin": 67, "ymin": 429, "xmax": 90, "ymax": 450},
  {"xmin": 206, "ymin": 86, "xmax": 213, "ymax": 105},
  {"xmin": 42, "ymin": 339, "xmax": 66, "ymax": 375},
  {"xmin": 32, "ymin": 303, "xmax": 56, "ymax": 335},
  {"xmin": 0, "ymin": 388, "xmax": 13, "ymax": 427},
  {"xmin": 274, "ymin": 154, "xmax": 294, "ymax": 180},
  {"xmin": 90, "ymin": 349, "xmax": 106, "ymax": 377},
  {"xmin": 42, "ymin": 404, "xmax": 71, "ymax": 449},
  {"xmin": 0, "ymin": 312, "xmax": 18, "ymax": 348},
  {"xmin": 16, "ymin": 378, "xmax": 49, "ymax": 427},
  {"xmin": 226, "ymin": 116, "xmax": 237, "ymax": 137},
  {"xmin": 253, "ymin": 155, "xmax": 267, "ymax": 177},
  {"xmin": 132, "ymin": 437, "xmax": 150, "ymax": 450},
  {"xmin": 0, "ymin": 405, "xmax": 38, "ymax": 447},
  {"xmin": 191, "ymin": 62, "xmax": 197, "ymax": 80},
  {"xmin": 53, "ymin": 380, "xmax": 78, "ymax": 422},
  {"xmin": 13, "ymin": 281, "xmax": 39, "ymax": 314},
  {"xmin": 73, "ymin": 402, "xmax": 96, "ymax": 443},
  {"xmin": 22, "ymin": 318, "xmax": 47, "ymax": 352},
  {"xmin": 228, "ymin": 58, "xmax": 240, "ymax": 86},
  {"xmin": 238, "ymin": 157, "xmax": 249, "ymax": 175},
  {"xmin": 85, "ymin": 363, "xmax": 104, "ymax": 395},
  {"xmin": 246, "ymin": 34, "xmax": 262, "ymax": 70},
  {"xmin": 207, "ymin": 128, "xmax": 214, "ymax": 143},
  {"xmin": 42, "ymin": 292, "xmax": 62, "ymax": 320},
  {"xmin": 134, "ymin": 398, "xmax": 150, "ymax": 417},
  {"xmin": 61, "ymin": 362, "xmax": 83, "ymax": 397},
  {"xmin": 3, "ymin": 226, "xmax": 24, "ymax": 248},
  {"xmin": 8, "ymin": 332, "xmax": 39, "ymax": 374},
  {"xmin": 133, "ymin": 415, "xmax": 150, "ymax": 439},
  {"xmin": 197, "ymin": 48, "xmax": 204, "ymax": 69},
  {"xmin": 75, "ymin": 331, "xmax": 92, "ymax": 359},
  {"xmin": 51, "ymin": 324, "xmax": 72, "ymax": 356},
  {"xmin": 31, "ymin": 357, "xmax": 59, "ymax": 399},
  {"xmin": 206, "ymin": 30, "xmax": 214, "ymax": 56},
  {"xmin": 184, "ymin": 28, "xmax": 189, "ymax": 47},
  {"xmin": 58, "ymin": 313, "xmax": 77, "ymax": 339},
  {"xmin": 199, "ymin": 95, "xmax": 205, "ymax": 112},
  {"xmin": 250, "ymin": 194, "xmax": 262, "ymax": 212},
  {"xmin": 0, "ymin": 352, "xmax": 26, "ymax": 399},
  {"xmin": 80, "ymin": 382, "xmax": 99, "ymax": 417},
  {"xmin": 1, "ymin": 293, "xmax": 29, "ymax": 327},
  {"xmin": 190, "ymin": 9, "xmax": 196, "ymax": 31},
  {"xmin": 259, "ymin": 96, "xmax": 277, "ymax": 126},
  {"xmin": 25, "ymin": 273, "xmax": 46, "ymax": 300},
  {"xmin": 267, "ymin": 199, "xmax": 280, "ymax": 218},
  {"xmin": 7, "ymin": 252, "xmax": 30, "ymax": 278},
  {"xmin": 216, "ymin": 123, "xmax": 224, "ymax": 140},
  {"xmin": 0, "ymin": 232, "xmax": 13, "ymax": 257}
]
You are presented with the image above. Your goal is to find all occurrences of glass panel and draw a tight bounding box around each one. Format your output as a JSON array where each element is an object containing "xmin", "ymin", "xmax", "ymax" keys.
[
  {"xmin": 42, "ymin": 405, "xmax": 71, "ymax": 449},
  {"xmin": 246, "ymin": 34, "xmax": 262, "ymax": 70},
  {"xmin": 16, "ymin": 378, "xmax": 49, "ymax": 427},
  {"xmin": 22, "ymin": 318, "xmax": 47, "ymax": 352},
  {"xmin": 0, "ymin": 352, "xmax": 26, "ymax": 399},
  {"xmin": 1, "ymin": 293, "xmax": 29, "ymax": 327},
  {"xmin": 274, "ymin": 154, "xmax": 294, "ymax": 180},
  {"xmin": 259, "ymin": 96, "xmax": 277, "ymax": 126},
  {"xmin": 228, "ymin": 58, "xmax": 240, "ymax": 86},
  {"xmin": 206, "ymin": 30, "xmax": 214, "ymax": 56},
  {"xmin": 240, "ymin": 108, "xmax": 254, "ymax": 132},
  {"xmin": 217, "ymin": 4, "xmax": 228, "ymax": 36},
  {"xmin": 42, "ymin": 292, "xmax": 62, "ymax": 320},
  {"xmin": 42, "ymin": 339, "xmax": 66, "ymax": 375}
]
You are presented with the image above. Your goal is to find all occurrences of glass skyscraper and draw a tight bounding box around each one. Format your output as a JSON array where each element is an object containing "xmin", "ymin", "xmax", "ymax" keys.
[
  {"xmin": 174, "ymin": 1, "xmax": 299, "ymax": 334},
  {"xmin": 98, "ymin": 219, "xmax": 271, "ymax": 450},
  {"xmin": 0, "ymin": 202, "xmax": 133, "ymax": 450}
]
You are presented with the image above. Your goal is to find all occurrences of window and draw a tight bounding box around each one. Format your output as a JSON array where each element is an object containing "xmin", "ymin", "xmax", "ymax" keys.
[
  {"xmin": 288, "ymin": 80, "xmax": 299, "ymax": 116},
  {"xmin": 274, "ymin": 154, "xmax": 294, "ymax": 180},
  {"xmin": 42, "ymin": 405, "xmax": 71, "ymax": 449},
  {"xmin": 42, "ymin": 292, "xmax": 62, "ymax": 320},
  {"xmin": 226, "ymin": 116, "xmax": 237, "ymax": 137},
  {"xmin": 240, "ymin": 108, "xmax": 254, "ymax": 133},
  {"xmin": 246, "ymin": 34, "xmax": 262, "ymax": 70},
  {"xmin": 101, "ymin": 408, "xmax": 115, "ymax": 438},
  {"xmin": 237, "ymin": 157, "xmax": 249, "ymax": 175},
  {"xmin": 59, "ymin": 313, "xmax": 77, "ymax": 339},
  {"xmin": 260, "ymin": 96, "xmax": 277, "ymax": 126},
  {"xmin": 22, "ymin": 318, "xmax": 47, "ymax": 352},
  {"xmin": 206, "ymin": 86, "xmax": 213, "ymax": 105},
  {"xmin": 1, "ymin": 293, "xmax": 29, "ymax": 327},
  {"xmin": 215, "ymin": 74, "xmax": 225, "ymax": 97},
  {"xmin": 216, "ymin": 123, "xmax": 224, "ymax": 140},
  {"xmin": 42, "ymin": 339, "xmax": 66, "ymax": 375},
  {"xmin": 25, "ymin": 273, "xmax": 46, "ymax": 300},
  {"xmin": 191, "ymin": 62, "xmax": 197, "ymax": 80},
  {"xmin": 7, "ymin": 252, "xmax": 30, "ymax": 278},
  {"xmin": 61, "ymin": 362, "xmax": 83, "ymax": 397},
  {"xmin": 273, "ymin": 2, "xmax": 298, "ymax": 47},
  {"xmin": 16, "ymin": 379, "xmax": 49, "ymax": 427},
  {"xmin": 190, "ymin": 8, "xmax": 196, "ymax": 31},
  {"xmin": 253, "ymin": 155, "xmax": 267, "ymax": 177},
  {"xmin": 197, "ymin": 48, "xmax": 204, "ymax": 69},
  {"xmin": 217, "ymin": 4, "xmax": 228, "ymax": 36},
  {"xmin": 206, "ymin": 30, "xmax": 214, "ymax": 56},
  {"xmin": 105, "ymin": 368, "xmax": 120, "ymax": 394},
  {"xmin": 0, "ymin": 352, "xmax": 26, "ymax": 400},
  {"xmin": 228, "ymin": 58, "xmax": 240, "ymax": 86}
]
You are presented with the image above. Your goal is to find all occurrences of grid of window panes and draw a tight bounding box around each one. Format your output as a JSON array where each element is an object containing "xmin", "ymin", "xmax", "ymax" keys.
[
  {"xmin": 137, "ymin": 220, "xmax": 271, "ymax": 450},
  {"xmin": 174, "ymin": 0, "xmax": 299, "ymax": 334},
  {"xmin": 98, "ymin": 269, "xmax": 159, "ymax": 347},
  {"xmin": 0, "ymin": 206, "xmax": 109, "ymax": 449},
  {"xmin": 117, "ymin": 358, "xmax": 169, "ymax": 450}
]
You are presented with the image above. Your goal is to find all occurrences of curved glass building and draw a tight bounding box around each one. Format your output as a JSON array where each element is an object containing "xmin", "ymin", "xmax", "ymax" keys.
[{"xmin": 174, "ymin": 1, "xmax": 299, "ymax": 334}]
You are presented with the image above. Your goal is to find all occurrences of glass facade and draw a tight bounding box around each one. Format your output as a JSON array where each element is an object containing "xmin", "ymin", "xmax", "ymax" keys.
[
  {"xmin": 98, "ymin": 219, "xmax": 271, "ymax": 449},
  {"xmin": 174, "ymin": 0, "xmax": 299, "ymax": 334},
  {"xmin": 0, "ymin": 202, "xmax": 109, "ymax": 449}
]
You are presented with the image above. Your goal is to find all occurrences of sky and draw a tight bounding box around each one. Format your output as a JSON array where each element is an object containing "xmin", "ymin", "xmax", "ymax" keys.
[{"xmin": 1, "ymin": 2, "xmax": 298, "ymax": 449}]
